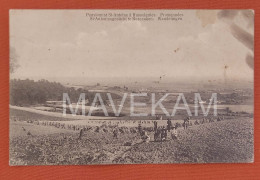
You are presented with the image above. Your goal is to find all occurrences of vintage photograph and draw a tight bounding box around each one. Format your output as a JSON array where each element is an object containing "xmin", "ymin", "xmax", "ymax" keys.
[{"xmin": 9, "ymin": 10, "xmax": 254, "ymax": 165}]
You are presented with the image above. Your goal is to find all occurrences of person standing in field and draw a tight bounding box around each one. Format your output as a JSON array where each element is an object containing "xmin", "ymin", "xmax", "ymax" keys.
[
  {"xmin": 183, "ymin": 116, "xmax": 190, "ymax": 129},
  {"xmin": 138, "ymin": 123, "xmax": 142, "ymax": 132},
  {"xmin": 78, "ymin": 128, "xmax": 84, "ymax": 140},
  {"xmin": 154, "ymin": 128, "xmax": 161, "ymax": 142},
  {"xmin": 113, "ymin": 129, "xmax": 117, "ymax": 138},
  {"xmin": 142, "ymin": 131, "xmax": 150, "ymax": 143},
  {"xmin": 171, "ymin": 126, "xmax": 178, "ymax": 140},
  {"xmin": 161, "ymin": 127, "xmax": 167, "ymax": 141},
  {"xmin": 167, "ymin": 118, "xmax": 172, "ymax": 132},
  {"xmin": 154, "ymin": 121, "xmax": 158, "ymax": 132},
  {"xmin": 138, "ymin": 123, "xmax": 145, "ymax": 136}
]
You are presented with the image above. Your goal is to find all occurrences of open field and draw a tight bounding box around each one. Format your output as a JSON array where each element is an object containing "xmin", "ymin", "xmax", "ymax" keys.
[
  {"xmin": 9, "ymin": 108, "xmax": 253, "ymax": 165},
  {"xmin": 121, "ymin": 119, "xmax": 253, "ymax": 164},
  {"xmin": 10, "ymin": 106, "xmax": 115, "ymax": 120},
  {"xmin": 10, "ymin": 106, "xmax": 252, "ymax": 127}
]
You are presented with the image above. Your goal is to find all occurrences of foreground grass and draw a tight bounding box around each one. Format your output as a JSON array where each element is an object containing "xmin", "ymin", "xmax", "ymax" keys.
[
  {"xmin": 10, "ymin": 118, "xmax": 253, "ymax": 165},
  {"xmin": 121, "ymin": 118, "xmax": 253, "ymax": 164}
]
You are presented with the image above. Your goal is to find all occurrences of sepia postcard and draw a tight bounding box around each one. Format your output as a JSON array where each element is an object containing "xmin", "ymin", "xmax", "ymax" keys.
[{"xmin": 9, "ymin": 10, "xmax": 254, "ymax": 165}]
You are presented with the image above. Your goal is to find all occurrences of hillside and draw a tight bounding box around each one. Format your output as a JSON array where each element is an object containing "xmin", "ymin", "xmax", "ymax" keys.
[
  {"xmin": 10, "ymin": 116, "xmax": 253, "ymax": 165},
  {"xmin": 115, "ymin": 118, "xmax": 254, "ymax": 164}
]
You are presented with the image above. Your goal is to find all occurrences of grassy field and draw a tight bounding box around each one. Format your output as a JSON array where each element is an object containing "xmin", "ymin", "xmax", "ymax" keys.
[
  {"xmin": 120, "ymin": 119, "xmax": 253, "ymax": 164},
  {"xmin": 10, "ymin": 108, "xmax": 74, "ymax": 122},
  {"xmin": 9, "ymin": 109, "xmax": 253, "ymax": 165}
]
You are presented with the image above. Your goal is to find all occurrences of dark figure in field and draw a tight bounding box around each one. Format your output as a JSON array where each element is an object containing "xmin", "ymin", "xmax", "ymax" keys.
[
  {"xmin": 62, "ymin": 133, "xmax": 67, "ymax": 139},
  {"xmin": 202, "ymin": 118, "xmax": 205, "ymax": 124},
  {"xmin": 154, "ymin": 121, "xmax": 158, "ymax": 132},
  {"xmin": 103, "ymin": 128, "xmax": 108, "ymax": 133},
  {"xmin": 167, "ymin": 118, "xmax": 172, "ymax": 132},
  {"xmin": 161, "ymin": 129, "xmax": 164, "ymax": 141},
  {"xmin": 209, "ymin": 117, "xmax": 214, "ymax": 123},
  {"xmin": 130, "ymin": 128, "xmax": 137, "ymax": 134},
  {"xmin": 141, "ymin": 131, "xmax": 151, "ymax": 143},
  {"xmin": 154, "ymin": 129, "xmax": 161, "ymax": 142},
  {"xmin": 27, "ymin": 131, "xmax": 32, "ymax": 136},
  {"xmin": 163, "ymin": 128, "xmax": 167, "ymax": 141},
  {"xmin": 113, "ymin": 129, "xmax": 118, "ymax": 139},
  {"xmin": 161, "ymin": 127, "xmax": 167, "ymax": 141},
  {"xmin": 171, "ymin": 127, "xmax": 178, "ymax": 140},
  {"xmin": 138, "ymin": 123, "xmax": 142, "ymax": 134},
  {"xmin": 95, "ymin": 126, "xmax": 100, "ymax": 132},
  {"xmin": 78, "ymin": 128, "xmax": 84, "ymax": 140},
  {"xmin": 140, "ymin": 131, "xmax": 145, "ymax": 136},
  {"xmin": 119, "ymin": 128, "xmax": 124, "ymax": 134},
  {"xmin": 175, "ymin": 122, "xmax": 181, "ymax": 129},
  {"xmin": 183, "ymin": 117, "xmax": 190, "ymax": 129}
]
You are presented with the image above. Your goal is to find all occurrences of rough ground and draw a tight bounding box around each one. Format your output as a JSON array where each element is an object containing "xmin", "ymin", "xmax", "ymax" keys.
[{"xmin": 10, "ymin": 118, "xmax": 253, "ymax": 165}]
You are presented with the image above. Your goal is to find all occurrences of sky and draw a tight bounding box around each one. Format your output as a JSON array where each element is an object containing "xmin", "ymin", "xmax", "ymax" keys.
[{"xmin": 10, "ymin": 10, "xmax": 254, "ymax": 83}]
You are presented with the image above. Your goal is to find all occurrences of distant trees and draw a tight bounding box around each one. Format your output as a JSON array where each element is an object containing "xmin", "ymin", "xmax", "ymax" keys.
[
  {"xmin": 10, "ymin": 79, "xmax": 121, "ymax": 106},
  {"xmin": 10, "ymin": 79, "xmax": 67, "ymax": 106}
]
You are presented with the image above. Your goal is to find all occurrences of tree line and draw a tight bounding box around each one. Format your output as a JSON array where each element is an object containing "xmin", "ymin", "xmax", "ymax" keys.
[{"xmin": 10, "ymin": 79, "xmax": 121, "ymax": 106}]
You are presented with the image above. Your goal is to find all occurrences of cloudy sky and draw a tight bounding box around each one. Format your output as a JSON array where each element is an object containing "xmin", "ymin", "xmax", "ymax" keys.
[{"xmin": 10, "ymin": 10, "xmax": 254, "ymax": 82}]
